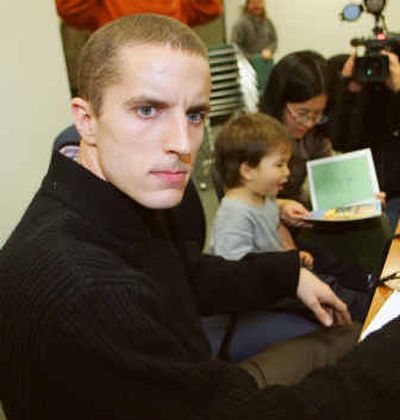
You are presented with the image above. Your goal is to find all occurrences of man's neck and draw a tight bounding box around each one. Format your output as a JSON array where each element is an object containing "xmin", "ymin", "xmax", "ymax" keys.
[{"xmin": 77, "ymin": 140, "xmax": 107, "ymax": 182}]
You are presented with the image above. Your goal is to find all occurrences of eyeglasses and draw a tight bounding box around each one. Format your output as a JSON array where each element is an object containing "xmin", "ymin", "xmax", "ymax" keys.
[{"xmin": 286, "ymin": 104, "xmax": 329, "ymax": 125}]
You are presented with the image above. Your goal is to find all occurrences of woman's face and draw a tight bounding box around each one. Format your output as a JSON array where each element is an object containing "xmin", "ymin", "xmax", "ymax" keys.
[{"xmin": 282, "ymin": 93, "xmax": 327, "ymax": 139}]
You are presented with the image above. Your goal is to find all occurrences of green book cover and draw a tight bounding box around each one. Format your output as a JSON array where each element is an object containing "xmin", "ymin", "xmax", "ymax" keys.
[{"xmin": 306, "ymin": 148, "xmax": 381, "ymax": 222}]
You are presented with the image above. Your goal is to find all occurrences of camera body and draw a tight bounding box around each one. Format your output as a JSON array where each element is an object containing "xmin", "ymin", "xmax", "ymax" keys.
[
  {"xmin": 342, "ymin": 0, "xmax": 400, "ymax": 83},
  {"xmin": 352, "ymin": 38, "xmax": 390, "ymax": 82}
]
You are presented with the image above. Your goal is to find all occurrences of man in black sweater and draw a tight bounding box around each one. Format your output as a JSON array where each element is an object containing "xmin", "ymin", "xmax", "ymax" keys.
[{"xmin": 1, "ymin": 13, "xmax": 400, "ymax": 420}]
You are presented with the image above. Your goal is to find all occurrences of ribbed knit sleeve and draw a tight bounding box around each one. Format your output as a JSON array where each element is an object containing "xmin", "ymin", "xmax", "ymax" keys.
[
  {"xmin": 30, "ymin": 261, "xmax": 260, "ymax": 420},
  {"xmin": 188, "ymin": 249, "xmax": 300, "ymax": 315}
]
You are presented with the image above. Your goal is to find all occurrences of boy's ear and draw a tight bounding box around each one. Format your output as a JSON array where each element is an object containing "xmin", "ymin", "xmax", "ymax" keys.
[
  {"xmin": 71, "ymin": 97, "xmax": 97, "ymax": 146},
  {"xmin": 239, "ymin": 161, "xmax": 255, "ymax": 182}
]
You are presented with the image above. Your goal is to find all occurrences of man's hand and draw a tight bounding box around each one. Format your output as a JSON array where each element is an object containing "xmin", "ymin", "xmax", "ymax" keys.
[
  {"xmin": 297, "ymin": 268, "xmax": 352, "ymax": 327},
  {"xmin": 261, "ymin": 48, "xmax": 272, "ymax": 60},
  {"xmin": 382, "ymin": 50, "xmax": 400, "ymax": 92},
  {"xmin": 342, "ymin": 54, "xmax": 363, "ymax": 93},
  {"xmin": 278, "ymin": 199, "xmax": 311, "ymax": 228}
]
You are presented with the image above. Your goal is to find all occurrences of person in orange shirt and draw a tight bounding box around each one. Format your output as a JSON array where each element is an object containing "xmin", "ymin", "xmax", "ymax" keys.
[
  {"xmin": 56, "ymin": 0, "xmax": 223, "ymax": 31},
  {"xmin": 57, "ymin": 0, "xmax": 223, "ymax": 96}
]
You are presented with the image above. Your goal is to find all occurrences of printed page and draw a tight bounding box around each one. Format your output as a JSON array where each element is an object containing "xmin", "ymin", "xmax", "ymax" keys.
[{"xmin": 305, "ymin": 201, "xmax": 381, "ymax": 222}]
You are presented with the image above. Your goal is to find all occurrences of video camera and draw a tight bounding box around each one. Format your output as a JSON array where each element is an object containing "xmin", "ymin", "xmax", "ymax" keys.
[{"xmin": 341, "ymin": 0, "xmax": 400, "ymax": 82}]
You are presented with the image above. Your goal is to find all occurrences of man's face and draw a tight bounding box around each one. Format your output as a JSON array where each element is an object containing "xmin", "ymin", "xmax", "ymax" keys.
[
  {"xmin": 79, "ymin": 44, "xmax": 211, "ymax": 209},
  {"xmin": 247, "ymin": 0, "xmax": 265, "ymax": 16}
]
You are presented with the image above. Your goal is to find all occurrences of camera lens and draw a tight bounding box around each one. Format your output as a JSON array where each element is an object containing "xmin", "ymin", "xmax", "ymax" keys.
[
  {"xmin": 354, "ymin": 55, "xmax": 389, "ymax": 82},
  {"xmin": 365, "ymin": 59, "xmax": 382, "ymax": 78}
]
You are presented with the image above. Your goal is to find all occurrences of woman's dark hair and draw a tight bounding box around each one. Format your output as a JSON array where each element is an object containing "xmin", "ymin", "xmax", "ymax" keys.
[{"xmin": 259, "ymin": 50, "xmax": 328, "ymax": 120}]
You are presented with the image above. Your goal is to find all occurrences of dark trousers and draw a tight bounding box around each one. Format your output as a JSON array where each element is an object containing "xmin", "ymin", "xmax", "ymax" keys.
[{"xmin": 239, "ymin": 322, "xmax": 361, "ymax": 387}]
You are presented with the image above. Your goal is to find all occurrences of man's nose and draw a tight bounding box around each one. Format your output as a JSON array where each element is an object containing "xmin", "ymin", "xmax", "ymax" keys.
[{"xmin": 164, "ymin": 115, "xmax": 191, "ymax": 156}]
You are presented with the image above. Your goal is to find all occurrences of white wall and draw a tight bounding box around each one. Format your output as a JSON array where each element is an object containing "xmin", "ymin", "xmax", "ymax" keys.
[
  {"xmin": 224, "ymin": 0, "xmax": 400, "ymax": 60},
  {"xmin": 0, "ymin": 1, "xmax": 71, "ymax": 245}
]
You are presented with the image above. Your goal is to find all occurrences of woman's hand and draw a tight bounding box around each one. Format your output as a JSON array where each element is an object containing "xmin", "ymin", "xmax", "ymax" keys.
[
  {"xmin": 278, "ymin": 199, "xmax": 311, "ymax": 228},
  {"xmin": 376, "ymin": 190, "xmax": 387, "ymax": 209}
]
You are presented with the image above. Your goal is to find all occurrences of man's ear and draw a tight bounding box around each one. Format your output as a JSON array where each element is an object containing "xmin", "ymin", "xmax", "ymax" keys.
[
  {"xmin": 239, "ymin": 161, "xmax": 255, "ymax": 182},
  {"xmin": 71, "ymin": 97, "xmax": 97, "ymax": 146}
]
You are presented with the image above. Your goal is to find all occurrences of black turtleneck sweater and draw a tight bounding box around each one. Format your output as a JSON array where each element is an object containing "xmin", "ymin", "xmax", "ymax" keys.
[
  {"xmin": 0, "ymin": 152, "xmax": 298, "ymax": 419},
  {"xmin": 2, "ymin": 152, "xmax": 400, "ymax": 419}
]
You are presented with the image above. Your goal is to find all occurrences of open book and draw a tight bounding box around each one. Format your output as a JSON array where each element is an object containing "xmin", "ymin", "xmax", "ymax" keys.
[{"xmin": 305, "ymin": 149, "xmax": 381, "ymax": 222}]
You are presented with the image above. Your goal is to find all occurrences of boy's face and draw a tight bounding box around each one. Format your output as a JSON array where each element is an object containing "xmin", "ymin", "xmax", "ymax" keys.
[
  {"xmin": 246, "ymin": 149, "xmax": 290, "ymax": 198},
  {"xmin": 74, "ymin": 44, "xmax": 211, "ymax": 209}
]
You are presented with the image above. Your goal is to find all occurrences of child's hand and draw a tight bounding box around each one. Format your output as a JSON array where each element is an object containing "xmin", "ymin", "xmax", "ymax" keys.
[
  {"xmin": 278, "ymin": 199, "xmax": 311, "ymax": 228},
  {"xmin": 299, "ymin": 250, "xmax": 314, "ymax": 270}
]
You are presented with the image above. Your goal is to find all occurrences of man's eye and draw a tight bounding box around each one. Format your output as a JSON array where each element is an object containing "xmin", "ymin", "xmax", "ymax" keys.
[
  {"xmin": 187, "ymin": 112, "xmax": 206, "ymax": 124},
  {"xmin": 136, "ymin": 105, "xmax": 157, "ymax": 118}
]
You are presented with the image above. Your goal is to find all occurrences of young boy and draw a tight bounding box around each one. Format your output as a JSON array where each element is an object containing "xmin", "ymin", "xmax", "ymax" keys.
[
  {"xmin": 210, "ymin": 112, "xmax": 313, "ymax": 263},
  {"xmin": 210, "ymin": 112, "xmax": 370, "ymax": 321}
]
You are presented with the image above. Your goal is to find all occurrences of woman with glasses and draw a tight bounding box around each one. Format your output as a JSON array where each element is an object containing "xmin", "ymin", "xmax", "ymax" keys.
[
  {"xmin": 259, "ymin": 50, "xmax": 390, "ymax": 282},
  {"xmin": 260, "ymin": 50, "xmax": 331, "ymax": 208}
]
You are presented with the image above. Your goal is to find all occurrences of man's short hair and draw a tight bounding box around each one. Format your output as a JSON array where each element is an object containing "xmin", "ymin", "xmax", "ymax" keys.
[
  {"xmin": 215, "ymin": 112, "xmax": 291, "ymax": 189},
  {"xmin": 77, "ymin": 13, "xmax": 209, "ymax": 115}
]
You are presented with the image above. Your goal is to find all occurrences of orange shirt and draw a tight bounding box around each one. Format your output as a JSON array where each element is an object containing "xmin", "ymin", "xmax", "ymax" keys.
[{"xmin": 56, "ymin": 0, "xmax": 223, "ymax": 30}]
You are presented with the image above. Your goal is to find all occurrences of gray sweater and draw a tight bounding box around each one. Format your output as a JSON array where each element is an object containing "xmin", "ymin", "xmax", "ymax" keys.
[
  {"xmin": 231, "ymin": 12, "xmax": 277, "ymax": 57},
  {"xmin": 210, "ymin": 196, "xmax": 282, "ymax": 260}
]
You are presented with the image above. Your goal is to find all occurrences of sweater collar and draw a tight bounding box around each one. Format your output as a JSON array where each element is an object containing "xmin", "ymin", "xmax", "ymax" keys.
[{"xmin": 42, "ymin": 152, "xmax": 165, "ymax": 243}]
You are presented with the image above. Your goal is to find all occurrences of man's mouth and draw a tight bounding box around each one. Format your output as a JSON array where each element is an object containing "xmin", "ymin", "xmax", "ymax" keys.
[{"xmin": 150, "ymin": 169, "xmax": 189, "ymax": 186}]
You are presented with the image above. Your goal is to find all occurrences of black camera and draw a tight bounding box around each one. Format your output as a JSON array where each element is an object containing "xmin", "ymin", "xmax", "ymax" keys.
[
  {"xmin": 341, "ymin": 0, "xmax": 400, "ymax": 83},
  {"xmin": 351, "ymin": 38, "xmax": 390, "ymax": 82}
]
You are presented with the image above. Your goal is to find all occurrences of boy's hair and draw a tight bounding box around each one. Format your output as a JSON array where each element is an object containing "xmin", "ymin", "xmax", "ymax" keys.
[
  {"xmin": 215, "ymin": 112, "xmax": 291, "ymax": 189},
  {"xmin": 77, "ymin": 13, "xmax": 208, "ymax": 116}
]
